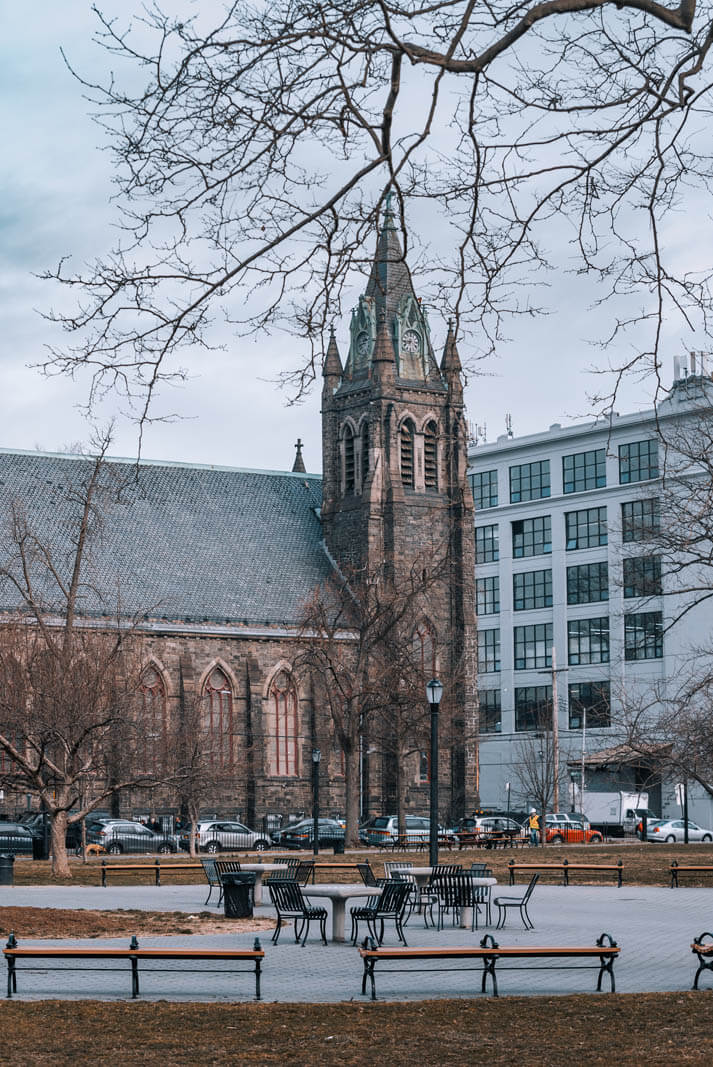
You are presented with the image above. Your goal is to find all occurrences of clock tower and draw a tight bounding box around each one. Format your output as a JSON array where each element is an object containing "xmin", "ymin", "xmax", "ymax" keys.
[{"xmin": 320, "ymin": 201, "xmax": 478, "ymax": 818}]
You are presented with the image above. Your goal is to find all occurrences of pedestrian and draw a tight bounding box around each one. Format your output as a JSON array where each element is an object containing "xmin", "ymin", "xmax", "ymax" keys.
[{"xmin": 528, "ymin": 808, "xmax": 540, "ymax": 846}]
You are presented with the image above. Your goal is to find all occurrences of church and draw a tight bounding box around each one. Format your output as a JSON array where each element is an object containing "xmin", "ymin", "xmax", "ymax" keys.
[{"xmin": 0, "ymin": 206, "xmax": 478, "ymax": 830}]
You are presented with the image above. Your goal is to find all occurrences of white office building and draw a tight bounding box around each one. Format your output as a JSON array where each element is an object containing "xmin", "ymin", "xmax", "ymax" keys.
[{"xmin": 468, "ymin": 365, "xmax": 713, "ymax": 825}]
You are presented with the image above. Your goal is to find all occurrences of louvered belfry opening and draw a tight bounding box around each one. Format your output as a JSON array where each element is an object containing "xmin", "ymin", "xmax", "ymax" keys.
[
  {"xmin": 344, "ymin": 426, "xmax": 355, "ymax": 493},
  {"xmin": 400, "ymin": 420, "xmax": 415, "ymax": 488},
  {"xmin": 424, "ymin": 421, "xmax": 438, "ymax": 490},
  {"xmin": 361, "ymin": 421, "xmax": 370, "ymax": 488}
]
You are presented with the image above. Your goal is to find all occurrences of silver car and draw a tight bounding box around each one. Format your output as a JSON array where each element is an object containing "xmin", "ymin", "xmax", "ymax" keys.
[
  {"xmin": 179, "ymin": 820, "xmax": 271, "ymax": 853},
  {"xmin": 647, "ymin": 819, "xmax": 713, "ymax": 843}
]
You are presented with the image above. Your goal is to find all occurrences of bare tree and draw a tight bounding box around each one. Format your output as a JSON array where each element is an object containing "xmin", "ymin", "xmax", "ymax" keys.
[
  {"xmin": 43, "ymin": 1, "xmax": 713, "ymax": 422},
  {"xmin": 296, "ymin": 547, "xmax": 459, "ymax": 847},
  {"xmin": 513, "ymin": 722, "xmax": 566, "ymax": 844},
  {"xmin": 0, "ymin": 433, "xmax": 162, "ymax": 877}
]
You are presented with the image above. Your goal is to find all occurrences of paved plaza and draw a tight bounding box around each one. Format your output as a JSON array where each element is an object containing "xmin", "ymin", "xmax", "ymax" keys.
[{"xmin": 1, "ymin": 878, "xmax": 712, "ymax": 1002}]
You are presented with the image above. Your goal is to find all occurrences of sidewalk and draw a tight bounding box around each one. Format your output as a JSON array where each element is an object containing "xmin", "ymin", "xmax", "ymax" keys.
[{"xmin": 1, "ymin": 882, "xmax": 710, "ymax": 1001}]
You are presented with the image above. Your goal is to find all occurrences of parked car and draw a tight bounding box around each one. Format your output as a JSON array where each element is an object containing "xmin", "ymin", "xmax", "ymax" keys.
[
  {"xmin": 547, "ymin": 812, "xmax": 591, "ymax": 830},
  {"xmin": 275, "ymin": 818, "xmax": 346, "ymax": 850},
  {"xmin": 646, "ymin": 819, "xmax": 713, "ymax": 843},
  {"xmin": 544, "ymin": 818, "xmax": 603, "ymax": 845},
  {"xmin": 365, "ymin": 815, "xmax": 431, "ymax": 846},
  {"xmin": 0, "ymin": 821, "xmax": 35, "ymax": 855},
  {"xmin": 178, "ymin": 820, "xmax": 271, "ymax": 853},
  {"xmin": 85, "ymin": 819, "xmax": 178, "ymax": 855},
  {"xmin": 359, "ymin": 816, "xmax": 382, "ymax": 845}
]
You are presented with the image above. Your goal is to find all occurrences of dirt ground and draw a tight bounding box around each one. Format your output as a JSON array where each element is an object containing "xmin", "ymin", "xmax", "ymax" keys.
[
  {"xmin": 0, "ymin": 994, "xmax": 712, "ymax": 1065},
  {"xmin": 0, "ymin": 906, "xmax": 273, "ymax": 940}
]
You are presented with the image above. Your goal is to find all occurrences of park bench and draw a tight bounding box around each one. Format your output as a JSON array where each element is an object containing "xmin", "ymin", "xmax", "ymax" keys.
[
  {"xmin": 455, "ymin": 831, "xmax": 526, "ymax": 850},
  {"xmin": 3, "ymin": 933, "xmax": 264, "ymax": 1000},
  {"xmin": 691, "ymin": 931, "xmax": 713, "ymax": 989},
  {"xmin": 508, "ymin": 859, "xmax": 623, "ymax": 887},
  {"xmin": 670, "ymin": 861, "xmax": 713, "ymax": 887},
  {"xmin": 100, "ymin": 858, "xmax": 201, "ymax": 887},
  {"xmin": 359, "ymin": 931, "xmax": 619, "ymax": 999}
]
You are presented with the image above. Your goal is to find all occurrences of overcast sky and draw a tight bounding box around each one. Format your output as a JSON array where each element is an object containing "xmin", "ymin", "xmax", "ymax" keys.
[{"xmin": 0, "ymin": 3, "xmax": 703, "ymax": 475}]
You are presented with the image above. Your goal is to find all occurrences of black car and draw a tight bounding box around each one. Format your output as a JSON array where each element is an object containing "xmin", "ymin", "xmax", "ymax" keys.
[
  {"xmin": 275, "ymin": 818, "xmax": 345, "ymax": 850},
  {"xmin": 0, "ymin": 822, "xmax": 35, "ymax": 855}
]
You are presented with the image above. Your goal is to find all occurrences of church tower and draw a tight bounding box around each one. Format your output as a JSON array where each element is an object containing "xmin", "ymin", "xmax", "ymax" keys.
[{"xmin": 321, "ymin": 200, "xmax": 478, "ymax": 818}]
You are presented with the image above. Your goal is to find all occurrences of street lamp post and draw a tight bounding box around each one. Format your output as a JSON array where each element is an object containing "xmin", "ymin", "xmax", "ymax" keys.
[
  {"xmin": 426, "ymin": 678, "xmax": 444, "ymax": 867},
  {"xmin": 505, "ymin": 781, "xmax": 511, "ymax": 821},
  {"xmin": 312, "ymin": 748, "xmax": 321, "ymax": 856}
]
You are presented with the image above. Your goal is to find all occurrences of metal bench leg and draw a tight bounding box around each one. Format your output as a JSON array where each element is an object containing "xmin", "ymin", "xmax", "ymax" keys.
[
  {"xmin": 131, "ymin": 957, "xmax": 139, "ymax": 998},
  {"xmin": 271, "ymin": 914, "xmax": 282, "ymax": 944},
  {"xmin": 255, "ymin": 958, "xmax": 262, "ymax": 1000},
  {"xmin": 481, "ymin": 957, "xmax": 498, "ymax": 996},
  {"xmin": 6, "ymin": 958, "xmax": 15, "ymax": 998},
  {"xmin": 597, "ymin": 954, "xmax": 615, "ymax": 992},
  {"xmin": 362, "ymin": 957, "xmax": 377, "ymax": 1000}
]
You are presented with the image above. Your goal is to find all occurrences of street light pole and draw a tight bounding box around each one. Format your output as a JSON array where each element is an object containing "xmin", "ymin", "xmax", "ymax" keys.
[
  {"xmin": 426, "ymin": 678, "xmax": 444, "ymax": 868},
  {"xmin": 312, "ymin": 748, "xmax": 321, "ymax": 856}
]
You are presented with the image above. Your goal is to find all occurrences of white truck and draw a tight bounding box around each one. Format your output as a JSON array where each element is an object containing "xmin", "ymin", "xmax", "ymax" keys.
[{"xmin": 582, "ymin": 791, "xmax": 655, "ymax": 837}]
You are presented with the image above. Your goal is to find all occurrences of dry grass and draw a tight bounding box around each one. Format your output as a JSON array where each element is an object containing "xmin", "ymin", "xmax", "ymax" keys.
[
  {"xmin": 12, "ymin": 841, "xmax": 713, "ymax": 888},
  {"xmin": 1, "ymin": 994, "xmax": 712, "ymax": 1065}
]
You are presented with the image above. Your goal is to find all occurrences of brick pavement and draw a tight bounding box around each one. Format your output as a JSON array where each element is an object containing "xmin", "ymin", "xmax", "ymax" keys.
[{"xmin": 1, "ymin": 882, "xmax": 712, "ymax": 1002}]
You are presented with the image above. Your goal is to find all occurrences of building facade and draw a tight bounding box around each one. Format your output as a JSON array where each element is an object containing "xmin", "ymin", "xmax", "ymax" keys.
[
  {"xmin": 0, "ymin": 208, "xmax": 477, "ymax": 829},
  {"xmin": 469, "ymin": 368, "xmax": 713, "ymax": 826}
]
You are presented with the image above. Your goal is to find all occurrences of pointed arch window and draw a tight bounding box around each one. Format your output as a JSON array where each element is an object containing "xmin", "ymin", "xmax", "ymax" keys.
[
  {"xmin": 268, "ymin": 670, "xmax": 299, "ymax": 776},
  {"xmin": 344, "ymin": 425, "xmax": 355, "ymax": 494},
  {"xmin": 204, "ymin": 666, "xmax": 234, "ymax": 770},
  {"xmin": 400, "ymin": 420, "xmax": 415, "ymax": 489},
  {"xmin": 140, "ymin": 666, "xmax": 167, "ymax": 772},
  {"xmin": 424, "ymin": 421, "xmax": 438, "ymax": 490},
  {"xmin": 360, "ymin": 421, "xmax": 370, "ymax": 489}
]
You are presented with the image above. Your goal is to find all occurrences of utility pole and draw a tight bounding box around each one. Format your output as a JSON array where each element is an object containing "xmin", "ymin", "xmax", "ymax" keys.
[{"xmin": 551, "ymin": 646, "xmax": 560, "ymax": 812}]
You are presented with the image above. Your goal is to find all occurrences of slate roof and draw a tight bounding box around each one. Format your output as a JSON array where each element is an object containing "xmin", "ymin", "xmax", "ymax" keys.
[{"xmin": 0, "ymin": 449, "xmax": 331, "ymax": 627}]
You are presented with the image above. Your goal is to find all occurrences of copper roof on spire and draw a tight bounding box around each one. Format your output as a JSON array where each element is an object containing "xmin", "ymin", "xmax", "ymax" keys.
[{"xmin": 365, "ymin": 197, "xmax": 419, "ymax": 323}]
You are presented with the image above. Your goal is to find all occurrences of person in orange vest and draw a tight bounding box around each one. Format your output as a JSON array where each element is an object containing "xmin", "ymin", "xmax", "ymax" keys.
[{"xmin": 528, "ymin": 809, "xmax": 540, "ymax": 846}]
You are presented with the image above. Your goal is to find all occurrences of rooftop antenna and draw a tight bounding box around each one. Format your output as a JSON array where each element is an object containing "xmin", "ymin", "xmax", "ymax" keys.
[{"xmin": 505, "ymin": 414, "xmax": 513, "ymax": 439}]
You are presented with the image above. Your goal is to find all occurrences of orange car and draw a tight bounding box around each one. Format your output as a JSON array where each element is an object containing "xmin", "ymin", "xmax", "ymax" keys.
[{"xmin": 545, "ymin": 819, "xmax": 603, "ymax": 845}]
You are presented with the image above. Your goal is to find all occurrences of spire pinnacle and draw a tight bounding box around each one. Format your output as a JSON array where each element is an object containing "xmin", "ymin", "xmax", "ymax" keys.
[
  {"xmin": 323, "ymin": 327, "xmax": 343, "ymax": 381},
  {"xmin": 371, "ymin": 312, "xmax": 396, "ymax": 384},
  {"xmin": 441, "ymin": 320, "xmax": 462, "ymax": 375},
  {"xmin": 292, "ymin": 438, "xmax": 306, "ymax": 473}
]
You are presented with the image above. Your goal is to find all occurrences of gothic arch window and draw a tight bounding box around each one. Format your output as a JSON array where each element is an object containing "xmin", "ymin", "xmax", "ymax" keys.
[
  {"xmin": 424, "ymin": 420, "xmax": 438, "ymax": 490},
  {"xmin": 400, "ymin": 419, "xmax": 415, "ymax": 489},
  {"xmin": 140, "ymin": 665, "xmax": 167, "ymax": 772},
  {"xmin": 360, "ymin": 420, "xmax": 370, "ymax": 489},
  {"xmin": 343, "ymin": 424, "xmax": 355, "ymax": 494},
  {"xmin": 203, "ymin": 666, "xmax": 234, "ymax": 770},
  {"xmin": 267, "ymin": 669, "xmax": 299, "ymax": 777}
]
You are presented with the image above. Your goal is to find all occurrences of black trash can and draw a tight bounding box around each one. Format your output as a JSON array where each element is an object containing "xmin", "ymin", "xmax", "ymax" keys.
[
  {"xmin": 32, "ymin": 836, "xmax": 49, "ymax": 861},
  {"xmin": 0, "ymin": 854, "xmax": 14, "ymax": 886},
  {"xmin": 222, "ymin": 872, "xmax": 256, "ymax": 918},
  {"xmin": 333, "ymin": 837, "xmax": 345, "ymax": 855}
]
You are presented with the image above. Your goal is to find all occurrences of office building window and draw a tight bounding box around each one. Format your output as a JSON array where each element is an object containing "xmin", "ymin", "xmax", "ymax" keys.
[
  {"xmin": 477, "ymin": 628, "xmax": 501, "ymax": 673},
  {"xmin": 512, "ymin": 516, "xmax": 552, "ymax": 558},
  {"xmin": 513, "ymin": 569, "xmax": 552, "ymax": 611},
  {"xmin": 469, "ymin": 469, "xmax": 498, "ymax": 510},
  {"xmin": 515, "ymin": 685, "xmax": 552, "ymax": 731},
  {"xmin": 565, "ymin": 507, "xmax": 607, "ymax": 550},
  {"xmin": 562, "ymin": 448, "xmax": 606, "ymax": 494},
  {"xmin": 479, "ymin": 689, "xmax": 502, "ymax": 733},
  {"xmin": 567, "ymin": 616, "xmax": 610, "ymax": 665},
  {"xmin": 513, "ymin": 623, "xmax": 552, "ymax": 670},
  {"xmin": 476, "ymin": 576, "xmax": 500, "ymax": 616},
  {"xmin": 621, "ymin": 498, "xmax": 660, "ymax": 542},
  {"xmin": 510, "ymin": 460, "xmax": 551, "ymax": 503},
  {"xmin": 568, "ymin": 681, "xmax": 611, "ymax": 729},
  {"xmin": 623, "ymin": 556, "xmax": 662, "ymax": 598},
  {"xmin": 475, "ymin": 524, "xmax": 499, "ymax": 564},
  {"xmin": 619, "ymin": 440, "xmax": 659, "ymax": 484},
  {"xmin": 625, "ymin": 611, "xmax": 663, "ymax": 660},
  {"xmin": 566, "ymin": 562, "xmax": 609, "ymax": 605}
]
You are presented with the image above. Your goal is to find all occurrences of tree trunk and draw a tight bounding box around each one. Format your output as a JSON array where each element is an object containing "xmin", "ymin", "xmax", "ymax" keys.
[
  {"xmin": 50, "ymin": 810, "xmax": 71, "ymax": 878},
  {"xmin": 188, "ymin": 808, "xmax": 199, "ymax": 859},
  {"xmin": 344, "ymin": 741, "xmax": 360, "ymax": 847},
  {"xmin": 396, "ymin": 752, "xmax": 407, "ymax": 841}
]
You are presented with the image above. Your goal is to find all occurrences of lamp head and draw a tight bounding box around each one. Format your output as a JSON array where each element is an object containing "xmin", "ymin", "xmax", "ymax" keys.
[
  {"xmin": 426, "ymin": 678, "xmax": 443, "ymax": 706},
  {"xmin": 312, "ymin": 748, "xmax": 321, "ymax": 763}
]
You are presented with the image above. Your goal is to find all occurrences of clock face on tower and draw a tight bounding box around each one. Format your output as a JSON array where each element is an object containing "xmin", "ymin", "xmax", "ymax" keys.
[
  {"xmin": 356, "ymin": 331, "xmax": 369, "ymax": 357},
  {"xmin": 401, "ymin": 329, "xmax": 421, "ymax": 355}
]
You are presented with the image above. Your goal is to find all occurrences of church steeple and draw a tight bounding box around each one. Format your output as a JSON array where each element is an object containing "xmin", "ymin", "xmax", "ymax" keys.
[
  {"xmin": 342, "ymin": 198, "xmax": 441, "ymax": 384},
  {"xmin": 291, "ymin": 438, "xmax": 306, "ymax": 473}
]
